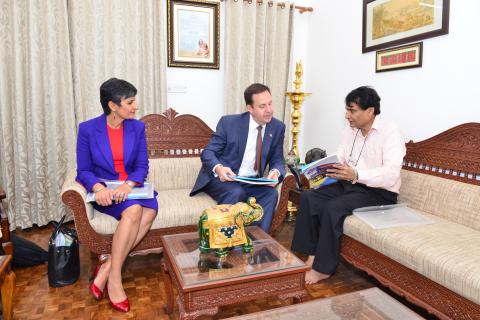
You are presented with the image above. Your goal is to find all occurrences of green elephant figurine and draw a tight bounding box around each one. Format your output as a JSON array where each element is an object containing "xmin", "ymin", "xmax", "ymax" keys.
[{"xmin": 198, "ymin": 197, "xmax": 263, "ymax": 257}]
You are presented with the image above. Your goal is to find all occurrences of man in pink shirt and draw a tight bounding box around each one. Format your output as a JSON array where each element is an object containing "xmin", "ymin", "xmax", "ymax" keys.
[{"xmin": 291, "ymin": 86, "xmax": 406, "ymax": 284}]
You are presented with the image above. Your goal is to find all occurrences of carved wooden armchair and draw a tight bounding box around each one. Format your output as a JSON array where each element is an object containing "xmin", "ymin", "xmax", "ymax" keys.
[{"xmin": 0, "ymin": 187, "xmax": 15, "ymax": 320}]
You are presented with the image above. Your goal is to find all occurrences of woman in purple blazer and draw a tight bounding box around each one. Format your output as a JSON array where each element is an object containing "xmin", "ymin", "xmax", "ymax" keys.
[{"xmin": 76, "ymin": 78, "xmax": 157, "ymax": 312}]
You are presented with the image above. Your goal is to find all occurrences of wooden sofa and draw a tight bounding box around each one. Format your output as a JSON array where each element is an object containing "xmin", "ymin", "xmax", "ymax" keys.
[
  {"xmin": 0, "ymin": 187, "xmax": 15, "ymax": 320},
  {"xmin": 276, "ymin": 123, "xmax": 480, "ymax": 319},
  {"xmin": 61, "ymin": 108, "xmax": 286, "ymax": 257}
]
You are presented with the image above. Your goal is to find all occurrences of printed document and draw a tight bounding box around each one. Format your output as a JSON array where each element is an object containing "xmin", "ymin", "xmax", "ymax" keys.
[
  {"xmin": 231, "ymin": 176, "xmax": 278, "ymax": 185},
  {"xmin": 86, "ymin": 180, "xmax": 154, "ymax": 202},
  {"xmin": 300, "ymin": 154, "xmax": 339, "ymax": 188}
]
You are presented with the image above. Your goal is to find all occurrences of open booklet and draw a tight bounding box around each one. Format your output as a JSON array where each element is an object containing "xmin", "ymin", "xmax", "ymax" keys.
[
  {"xmin": 86, "ymin": 180, "xmax": 154, "ymax": 202},
  {"xmin": 353, "ymin": 203, "xmax": 434, "ymax": 229},
  {"xmin": 300, "ymin": 154, "xmax": 339, "ymax": 189},
  {"xmin": 231, "ymin": 176, "xmax": 278, "ymax": 185}
]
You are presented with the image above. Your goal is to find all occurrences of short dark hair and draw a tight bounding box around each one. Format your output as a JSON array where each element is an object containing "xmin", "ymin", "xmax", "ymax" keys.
[
  {"xmin": 100, "ymin": 78, "xmax": 137, "ymax": 115},
  {"xmin": 244, "ymin": 83, "xmax": 271, "ymax": 106},
  {"xmin": 345, "ymin": 86, "xmax": 381, "ymax": 115}
]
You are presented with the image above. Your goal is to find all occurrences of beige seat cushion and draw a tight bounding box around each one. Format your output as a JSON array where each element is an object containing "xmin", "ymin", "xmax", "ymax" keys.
[
  {"xmin": 86, "ymin": 155, "xmax": 283, "ymax": 235},
  {"xmin": 399, "ymin": 170, "xmax": 480, "ymax": 231},
  {"xmin": 344, "ymin": 212, "xmax": 480, "ymax": 304},
  {"xmin": 89, "ymin": 190, "xmax": 216, "ymax": 234}
]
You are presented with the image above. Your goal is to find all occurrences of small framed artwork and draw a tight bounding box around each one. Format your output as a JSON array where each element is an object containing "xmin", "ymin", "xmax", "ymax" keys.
[
  {"xmin": 363, "ymin": 0, "xmax": 449, "ymax": 53},
  {"xmin": 376, "ymin": 42, "xmax": 422, "ymax": 72},
  {"xmin": 167, "ymin": 0, "xmax": 220, "ymax": 69}
]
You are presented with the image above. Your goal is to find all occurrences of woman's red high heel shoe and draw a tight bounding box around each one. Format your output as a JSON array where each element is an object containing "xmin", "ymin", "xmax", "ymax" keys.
[
  {"xmin": 108, "ymin": 296, "xmax": 130, "ymax": 313},
  {"xmin": 89, "ymin": 264, "xmax": 106, "ymax": 300},
  {"xmin": 106, "ymin": 284, "xmax": 130, "ymax": 312}
]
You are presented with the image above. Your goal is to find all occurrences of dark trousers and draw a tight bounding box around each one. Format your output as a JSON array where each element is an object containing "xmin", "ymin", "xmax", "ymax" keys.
[
  {"xmin": 291, "ymin": 181, "xmax": 397, "ymax": 274},
  {"xmin": 203, "ymin": 178, "xmax": 278, "ymax": 232}
]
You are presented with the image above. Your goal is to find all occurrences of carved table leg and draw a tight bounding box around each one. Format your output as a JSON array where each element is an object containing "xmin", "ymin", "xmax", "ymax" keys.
[
  {"xmin": 178, "ymin": 296, "xmax": 219, "ymax": 320},
  {"xmin": 1, "ymin": 270, "xmax": 16, "ymax": 320},
  {"xmin": 161, "ymin": 260, "xmax": 174, "ymax": 314}
]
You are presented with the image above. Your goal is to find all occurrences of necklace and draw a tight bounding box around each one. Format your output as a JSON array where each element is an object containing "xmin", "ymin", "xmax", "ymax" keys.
[
  {"xmin": 348, "ymin": 129, "xmax": 368, "ymax": 167},
  {"xmin": 107, "ymin": 119, "xmax": 123, "ymax": 129}
]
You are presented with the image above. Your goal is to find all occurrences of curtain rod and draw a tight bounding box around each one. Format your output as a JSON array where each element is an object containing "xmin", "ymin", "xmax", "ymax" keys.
[{"xmin": 219, "ymin": 0, "xmax": 314, "ymax": 14}]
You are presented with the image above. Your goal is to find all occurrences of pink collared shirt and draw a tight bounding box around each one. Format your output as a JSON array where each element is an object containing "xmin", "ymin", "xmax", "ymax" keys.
[{"xmin": 337, "ymin": 116, "xmax": 406, "ymax": 194}]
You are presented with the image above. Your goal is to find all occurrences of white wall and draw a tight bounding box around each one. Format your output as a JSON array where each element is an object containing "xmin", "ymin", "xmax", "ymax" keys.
[
  {"xmin": 301, "ymin": 1, "xmax": 479, "ymax": 156},
  {"xmin": 289, "ymin": 0, "xmax": 312, "ymax": 158},
  {"xmin": 164, "ymin": 1, "xmax": 312, "ymax": 131},
  {"xmin": 163, "ymin": 1, "xmax": 479, "ymax": 157},
  {"xmin": 164, "ymin": 1, "xmax": 225, "ymax": 130}
]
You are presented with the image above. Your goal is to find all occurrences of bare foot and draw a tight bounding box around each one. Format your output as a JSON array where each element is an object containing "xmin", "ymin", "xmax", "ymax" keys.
[
  {"xmin": 305, "ymin": 269, "xmax": 330, "ymax": 284},
  {"xmin": 129, "ymin": 247, "xmax": 163, "ymax": 256},
  {"xmin": 305, "ymin": 256, "xmax": 315, "ymax": 268}
]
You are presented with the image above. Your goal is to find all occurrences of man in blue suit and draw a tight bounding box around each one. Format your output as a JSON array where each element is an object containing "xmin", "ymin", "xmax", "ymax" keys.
[{"xmin": 190, "ymin": 83, "xmax": 286, "ymax": 232}]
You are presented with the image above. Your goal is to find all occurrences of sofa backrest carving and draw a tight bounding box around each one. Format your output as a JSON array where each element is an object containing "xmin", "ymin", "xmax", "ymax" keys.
[
  {"xmin": 141, "ymin": 108, "xmax": 213, "ymax": 158},
  {"xmin": 402, "ymin": 122, "xmax": 480, "ymax": 185},
  {"xmin": 141, "ymin": 108, "xmax": 213, "ymax": 191}
]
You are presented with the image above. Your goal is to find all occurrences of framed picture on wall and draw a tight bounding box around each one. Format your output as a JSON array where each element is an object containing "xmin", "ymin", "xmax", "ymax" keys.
[
  {"xmin": 376, "ymin": 42, "xmax": 423, "ymax": 72},
  {"xmin": 167, "ymin": 0, "xmax": 220, "ymax": 69},
  {"xmin": 362, "ymin": 0, "xmax": 449, "ymax": 53}
]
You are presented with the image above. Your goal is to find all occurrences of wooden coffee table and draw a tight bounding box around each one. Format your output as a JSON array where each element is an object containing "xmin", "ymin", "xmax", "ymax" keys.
[
  {"xmin": 160, "ymin": 226, "xmax": 309, "ymax": 320},
  {"xmin": 230, "ymin": 287, "xmax": 424, "ymax": 319}
]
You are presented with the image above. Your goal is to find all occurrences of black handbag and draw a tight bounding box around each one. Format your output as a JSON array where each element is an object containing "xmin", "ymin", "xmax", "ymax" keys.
[{"xmin": 48, "ymin": 215, "xmax": 80, "ymax": 287}]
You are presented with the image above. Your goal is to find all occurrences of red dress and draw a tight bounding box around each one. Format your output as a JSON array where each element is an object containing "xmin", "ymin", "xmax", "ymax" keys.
[{"xmin": 107, "ymin": 125, "xmax": 128, "ymax": 181}]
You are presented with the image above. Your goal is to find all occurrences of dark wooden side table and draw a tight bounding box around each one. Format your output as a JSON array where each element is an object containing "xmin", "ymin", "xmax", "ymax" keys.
[
  {"xmin": 270, "ymin": 175, "xmax": 308, "ymax": 234},
  {"xmin": 0, "ymin": 255, "xmax": 14, "ymax": 320},
  {"xmin": 289, "ymin": 187, "xmax": 303, "ymax": 207},
  {"xmin": 0, "ymin": 187, "xmax": 15, "ymax": 320},
  {"xmin": 0, "ymin": 187, "xmax": 12, "ymax": 254},
  {"xmin": 160, "ymin": 226, "xmax": 309, "ymax": 320}
]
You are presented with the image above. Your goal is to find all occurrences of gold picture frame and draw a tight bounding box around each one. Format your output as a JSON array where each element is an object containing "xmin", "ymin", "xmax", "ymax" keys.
[
  {"xmin": 376, "ymin": 42, "xmax": 422, "ymax": 72},
  {"xmin": 167, "ymin": 0, "xmax": 220, "ymax": 69},
  {"xmin": 363, "ymin": 0, "xmax": 449, "ymax": 53}
]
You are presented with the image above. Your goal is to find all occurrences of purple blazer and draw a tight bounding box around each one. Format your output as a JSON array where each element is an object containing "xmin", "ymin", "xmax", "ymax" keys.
[{"xmin": 76, "ymin": 114, "xmax": 149, "ymax": 192}]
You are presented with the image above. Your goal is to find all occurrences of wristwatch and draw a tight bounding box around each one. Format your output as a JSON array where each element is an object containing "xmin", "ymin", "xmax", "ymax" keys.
[{"xmin": 125, "ymin": 180, "xmax": 136, "ymax": 188}]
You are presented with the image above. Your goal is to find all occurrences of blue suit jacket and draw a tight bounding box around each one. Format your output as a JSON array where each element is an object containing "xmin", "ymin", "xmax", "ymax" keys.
[
  {"xmin": 190, "ymin": 112, "xmax": 286, "ymax": 195},
  {"xmin": 76, "ymin": 114, "xmax": 149, "ymax": 192}
]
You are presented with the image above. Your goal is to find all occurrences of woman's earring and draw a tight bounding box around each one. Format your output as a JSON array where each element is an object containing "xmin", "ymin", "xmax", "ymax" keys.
[{"xmin": 113, "ymin": 111, "xmax": 116, "ymax": 120}]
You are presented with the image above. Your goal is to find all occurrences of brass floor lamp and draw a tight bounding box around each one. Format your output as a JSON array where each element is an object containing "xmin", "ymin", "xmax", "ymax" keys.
[{"xmin": 285, "ymin": 61, "xmax": 310, "ymax": 221}]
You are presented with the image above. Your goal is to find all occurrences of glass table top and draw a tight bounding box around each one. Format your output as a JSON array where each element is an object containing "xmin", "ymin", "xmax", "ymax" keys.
[
  {"xmin": 229, "ymin": 288, "xmax": 424, "ymax": 319},
  {"xmin": 162, "ymin": 226, "xmax": 306, "ymax": 288}
]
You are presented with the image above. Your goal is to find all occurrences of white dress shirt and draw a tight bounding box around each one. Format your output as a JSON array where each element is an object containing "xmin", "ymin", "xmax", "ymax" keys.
[
  {"xmin": 238, "ymin": 115, "xmax": 265, "ymax": 177},
  {"xmin": 337, "ymin": 116, "xmax": 406, "ymax": 193}
]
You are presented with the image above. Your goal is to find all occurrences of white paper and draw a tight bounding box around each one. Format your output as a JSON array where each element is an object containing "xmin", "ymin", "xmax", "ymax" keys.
[
  {"xmin": 353, "ymin": 203, "xmax": 434, "ymax": 230},
  {"xmin": 86, "ymin": 181, "xmax": 154, "ymax": 202},
  {"xmin": 54, "ymin": 232, "xmax": 66, "ymax": 247},
  {"xmin": 231, "ymin": 176, "xmax": 278, "ymax": 185}
]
